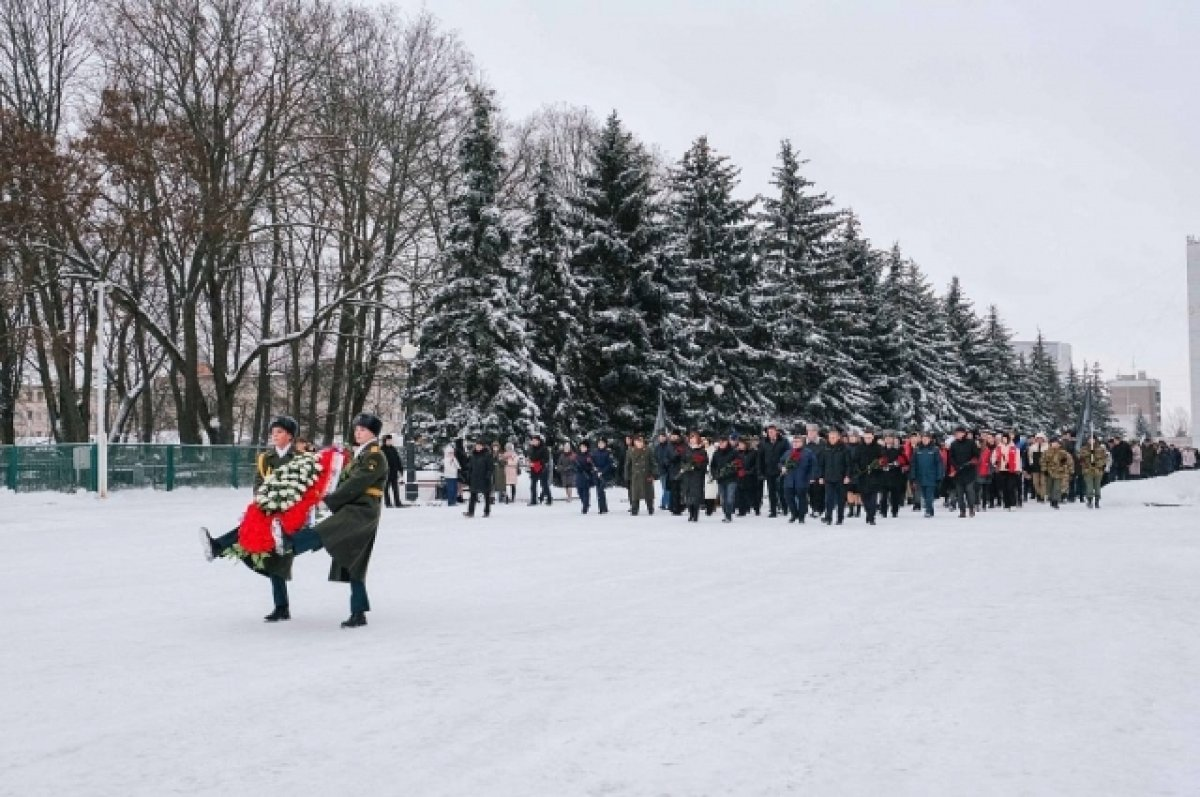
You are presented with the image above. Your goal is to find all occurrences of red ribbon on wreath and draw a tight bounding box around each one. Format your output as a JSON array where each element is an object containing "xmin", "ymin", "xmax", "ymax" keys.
[{"xmin": 236, "ymin": 447, "xmax": 342, "ymax": 554}]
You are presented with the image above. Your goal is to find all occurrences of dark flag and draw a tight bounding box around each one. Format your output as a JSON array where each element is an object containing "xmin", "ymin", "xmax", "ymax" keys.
[
  {"xmin": 1075, "ymin": 385, "xmax": 1094, "ymax": 443},
  {"xmin": 653, "ymin": 392, "xmax": 670, "ymax": 437}
]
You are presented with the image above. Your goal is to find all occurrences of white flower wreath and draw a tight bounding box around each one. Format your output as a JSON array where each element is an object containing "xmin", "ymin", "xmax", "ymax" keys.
[{"xmin": 254, "ymin": 453, "xmax": 323, "ymax": 514}]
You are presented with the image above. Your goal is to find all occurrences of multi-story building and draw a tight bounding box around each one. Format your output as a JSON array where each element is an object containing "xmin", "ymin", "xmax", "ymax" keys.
[
  {"xmin": 1012, "ymin": 340, "xmax": 1074, "ymax": 378},
  {"xmin": 1188, "ymin": 236, "xmax": 1200, "ymax": 446},
  {"xmin": 1108, "ymin": 371, "xmax": 1162, "ymax": 438},
  {"xmin": 12, "ymin": 385, "xmax": 57, "ymax": 442},
  {"xmin": 11, "ymin": 360, "xmax": 409, "ymax": 444}
]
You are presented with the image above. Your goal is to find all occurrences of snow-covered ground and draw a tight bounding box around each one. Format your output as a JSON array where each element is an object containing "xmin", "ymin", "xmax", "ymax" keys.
[{"xmin": 2, "ymin": 475, "xmax": 1199, "ymax": 796}]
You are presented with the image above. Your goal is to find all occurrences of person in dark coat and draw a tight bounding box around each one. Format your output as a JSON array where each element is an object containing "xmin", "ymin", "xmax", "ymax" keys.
[
  {"xmin": 575, "ymin": 441, "xmax": 598, "ymax": 514},
  {"xmin": 816, "ymin": 428, "xmax": 852, "ymax": 525},
  {"xmin": 680, "ymin": 432, "xmax": 710, "ymax": 522},
  {"xmin": 710, "ymin": 436, "xmax": 740, "ymax": 523},
  {"xmin": 854, "ymin": 428, "xmax": 885, "ymax": 525},
  {"xmin": 286, "ymin": 413, "xmax": 388, "ymax": 628},
  {"xmin": 381, "ymin": 434, "xmax": 404, "ymax": 508},
  {"xmin": 624, "ymin": 435, "xmax": 656, "ymax": 515},
  {"xmin": 758, "ymin": 425, "xmax": 789, "ymax": 518},
  {"xmin": 878, "ymin": 431, "xmax": 909, "ymax": 519},
  {"xmin": 779, "ymin": 434, "xmax": 817, "ymax": 523},
  {"xmin": 666, "ymin": 432, "xmax": 686, "ymax": 516},
  {"xmin": 592, "ymin": 439, "xmax": 615, "ymax": 514},
  {"xmin": 910, "ymin": 432, "xmax": 946, "ymax": 517},
  {"xmin": 201, "ymin": 415, "xmax": 300, "ymax": 622},
  {"xmin": 526, "ymin": 434, "xmax": 552, "ymax": 505},
  {"xmin": 1110, "ymin": 437, "xmax": 1132, "ymax": 481},
  {"xmin": 805, "ymin": 424, "xmax": 826, "ymax": 518},
  {"xmin": 947, "ymin": 426, "xmax": 979, "ymax": 518},
  {"xmin": 653, "ymin": 432, "xmax": 672, "ymax": 510},
  {"xmin": 735, "ymin": 437, "xmax": 758, "ymax": 517},
  {"xmin": 463, "ymin": 441, "xmax": 495, "ymax": 518}
]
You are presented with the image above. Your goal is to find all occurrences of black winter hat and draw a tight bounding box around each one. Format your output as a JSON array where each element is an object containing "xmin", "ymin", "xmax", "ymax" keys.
[
  {"xmin": 351, "ymin": 413, "xmax": 383, "ymax": 436},
  {"xmin": 269, "ymin": 415, "xmax": 299, "ymax": 438}
]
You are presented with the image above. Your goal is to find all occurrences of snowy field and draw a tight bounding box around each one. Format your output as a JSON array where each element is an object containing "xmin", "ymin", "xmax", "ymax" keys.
[{"xmin": 3, "ymin": 476, "xmax": 1199, "ymax": 797}]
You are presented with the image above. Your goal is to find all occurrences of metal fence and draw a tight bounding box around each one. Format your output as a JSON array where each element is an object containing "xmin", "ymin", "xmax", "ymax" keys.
[{"xmin": 1, "ymin": 444, "xmax": 263, "ymax": 493}]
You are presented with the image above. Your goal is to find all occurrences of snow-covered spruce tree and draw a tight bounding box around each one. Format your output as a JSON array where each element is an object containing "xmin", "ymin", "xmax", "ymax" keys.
[
  {"xmin": 1086, "ymin": 361, "xmax": 1117, "ymax": 435},
  {"xmin": 941, "ymin": 277, "xmax": 991, "ymax": 427},
  {"xmin": 1013, "ymin": 352, "xmax": 1051, "ymax": 433},
  {"xmin": 977, "ymin": 305, "xmax": 1023, "ymax": 431},
  {"xmin": 823, "ymin": 214, "xmax": 885, "ymax": 428},
  {"xmin": 518, "ymin": 153, "xmax": 586, "ymax": 441},
  {"xmin": 1135, "ymin": 409, "xmax": 1151, "ymax": 440},
  {"xmin": 568, "ymin": 112, "xmax": 671, "ymax": 434},
  {"xmin": 877, "ymin": 247, "xmax": 970, "ymax": 432},
  {"xmin": 662, "ymin": 136, "xmax": 774, "ymax": 432},
  {"xmin": 408, "ymin": 86, "xmax": 541, "ymax": 443},
  {"xmin": 1025, "ymin": 332, "xmax": 1067, "ymax": 433},
  {"xmin": 755, "ymin": 140, "xmax": 866, "ymax": 428},
  {"xmin": 1062, "ymin": 362, "xmax": 1083, "ymax": 432}
]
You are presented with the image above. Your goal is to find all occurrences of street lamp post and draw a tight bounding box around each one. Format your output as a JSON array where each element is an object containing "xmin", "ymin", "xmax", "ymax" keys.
[
  {"xmin": 401, "ymin": 342, "xmax": 419, "ymax": 501},
  {"xmin": 96, "ymin": 281, "xmax": 109, "ymax": 498}
]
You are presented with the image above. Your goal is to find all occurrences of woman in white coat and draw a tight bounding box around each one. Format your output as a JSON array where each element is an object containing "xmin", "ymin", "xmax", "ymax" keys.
[{"xmin": 704, "ymin": 437, "xmax": 719, "ymax": 516}]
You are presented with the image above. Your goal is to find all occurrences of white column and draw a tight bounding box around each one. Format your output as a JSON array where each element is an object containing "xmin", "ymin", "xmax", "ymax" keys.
[{"xmin": 96, "ymin": 281, "xmax": 108, "ymax": 498}]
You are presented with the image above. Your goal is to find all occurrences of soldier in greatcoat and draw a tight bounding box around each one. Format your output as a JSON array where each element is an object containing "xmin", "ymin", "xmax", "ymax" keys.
[{"xmin": 287, "ymin": 413, "xmax": 388, "ymax": 628}]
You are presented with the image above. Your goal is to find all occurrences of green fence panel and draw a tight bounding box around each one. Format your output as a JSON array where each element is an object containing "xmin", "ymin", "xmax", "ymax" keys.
[{"xmin": 0, "ymin": 444, "xmax": 261, "ymax": 493}]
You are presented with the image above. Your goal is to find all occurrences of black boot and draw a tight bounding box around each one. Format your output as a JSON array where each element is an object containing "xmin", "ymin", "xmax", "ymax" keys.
[
  {"xmin": 264, "ymin": 606, "xmax": 290, "ymax": 622},
  {"xmin": 340, "ymin": 613, "xmax": 367, "ymax": 629},
  {"xmin": 200, "ymin": 527, "xmax": 218, "ymax": 562}
]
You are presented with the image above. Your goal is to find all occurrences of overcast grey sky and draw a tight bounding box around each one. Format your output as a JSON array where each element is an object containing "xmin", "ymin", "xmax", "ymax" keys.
[{"xmin": 433, "ymin": 0, "xmax": 1199, "ymax": 412}]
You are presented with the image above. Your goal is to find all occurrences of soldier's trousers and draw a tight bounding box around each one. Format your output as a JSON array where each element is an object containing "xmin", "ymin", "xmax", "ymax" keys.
[
  {"xmin": 290, "ymin": 528, "xmax": 369, "ymax": 613},
  {"xmin": 783, "ymin": 485, "xmax": 808, "ymax": 519},
  {"xmin": 764, "ymin": 475, "xmax": 781, "ymax": 514},
  {"xmin": 823, "ymin": 483, "xmax": 847, "ymax": 523},
  {"xmin": 1083, "ymin": 473, "xmax": 1102, "ymax": 500},
  {"xmin": 881, "ymin": 484, "xmax": 905, "ymax": 516},
  {"xmin": 808, "ymin": 481, "xmax": 825, "ymax": 516},
  {"xmin": 953, "ymin": 474, "xmax": 976, "ymax": 512},
  {"xmin": 530, "ymin": 471, "xmax": 551, "ymax": 504},
  {"xmin": 214, "ymin": 527, "xmax": 290, "ymax": 608},
  {"xmin": 1045, "ymin": 476, "xmax": 1064, "ymax": 503}
]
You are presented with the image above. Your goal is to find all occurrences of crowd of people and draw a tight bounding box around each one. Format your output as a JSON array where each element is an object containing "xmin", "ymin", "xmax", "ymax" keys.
[{"xmin": 437, "ymin": 425, "xmax": 1194, "ymax": 524}]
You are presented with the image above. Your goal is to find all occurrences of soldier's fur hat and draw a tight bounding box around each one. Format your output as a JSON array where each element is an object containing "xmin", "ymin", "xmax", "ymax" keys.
[
  {"xmin": 269, "ymin": 415, "xmax": 298, "ymax": 438},
  {"xmin": 351, "ymin": 413, "xmax": 383, "ymax": 436}
]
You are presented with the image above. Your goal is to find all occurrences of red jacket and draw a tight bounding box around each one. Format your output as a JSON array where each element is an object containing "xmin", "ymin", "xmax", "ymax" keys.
[
  {"xmin": 992, "ymin": 443, "xmax": 1019, "ymax": 473},
  {"xmin": 978, "ymin": 445, "xmax": 994, "ymax": 478}
]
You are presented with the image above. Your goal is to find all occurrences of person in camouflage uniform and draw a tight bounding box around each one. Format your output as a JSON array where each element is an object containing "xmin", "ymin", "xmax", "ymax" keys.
[
  {"xmin": 1079, "ymin": 435, "xmax": 1109, "ymax": 508},
  {"xmin": 1042, "ymin": 437, "xmax": 1075, "ymax": 510},
  {"xmin": 623, "ymin": 435, "xmax": 656, "ymax": 516}
]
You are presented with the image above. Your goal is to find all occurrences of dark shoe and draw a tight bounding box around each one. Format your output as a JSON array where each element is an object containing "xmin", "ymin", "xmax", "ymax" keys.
[
  {"xmin": 968, "ymin": 507, "xmax": 975, "ymax": 518},
  {"xmin": 835, "ymin": 519, "xmax": 843, "ymax": 525},
  {"xmin": 924, "ymin": 511, "xmax": 934, "ymax": 518},
  {"xmin": 648, "ymin": 508, "xmax": 654, "ymax": 516},
  {"xmin": 959, "ymin": 509, "xmax": 967, "ymax": 518},
  {"xmin": 722, "ymin": 517, "xmax": 732, "ymax": 523},
  {"xmin": 463, "ymin": 512, "xmax": 474, "ymax": 518},
  {"xmin": 821, "ymin": 518, "xmax": 831, "ymax": 526},
  {"xmin": 200, "ymin": 527, "xmax": 217, "ymax": 562},
  {"xmin": 483, "ymin": 511, "xmax": 490, "ymax": 518},
  {"xmin": 264, "ymin": 606, "xmax": 290, "ymax": 622},
  {"xmin": 340, "ymin": 613, "xmax": 367, "ymax": 629}
]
